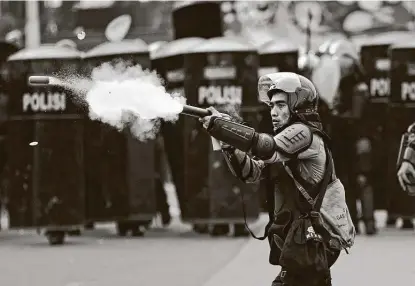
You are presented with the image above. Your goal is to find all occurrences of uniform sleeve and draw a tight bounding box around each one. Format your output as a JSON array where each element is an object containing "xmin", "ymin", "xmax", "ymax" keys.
[
  {"xmin": 221, "ymin": 147, "xmax": 266, "ymax": 183},
  {"xmin": 297, "ymin": 134, "xmax": 323, "ymax": 160},
  {"xmin": 220, "ymin": 133, "xmax": 322, "ymax": 183},
  {"xmin": 261, "ymin": 133, "xmax": 322, "ymax": 163}
]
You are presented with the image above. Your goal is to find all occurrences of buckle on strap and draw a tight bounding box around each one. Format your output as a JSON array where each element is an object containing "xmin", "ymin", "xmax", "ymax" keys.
[{"xmin": 280, "ymin": 270, "xmax": 287, "ymax": 278}]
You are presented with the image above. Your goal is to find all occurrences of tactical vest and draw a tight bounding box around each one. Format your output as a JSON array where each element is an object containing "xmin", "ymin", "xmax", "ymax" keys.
[{"xmin": 264, "ymin": 125, "xmax": 334, "ymax": 265}]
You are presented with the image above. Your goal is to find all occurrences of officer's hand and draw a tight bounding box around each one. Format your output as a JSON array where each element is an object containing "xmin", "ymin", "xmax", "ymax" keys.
[
  {"xmin": 356, "ymin": 174, "xmax": 367, "ymax": 188},
  {"xmin": 199, "ymin": 106, "xmax": 231, "ymax": 130},
  {"xmin": 397, "ymin": 161, "xmax": 415, "ymax": 193},
  {"xmin": 356, "ymin": 137, "xmax": 371, "ymax": 154}
]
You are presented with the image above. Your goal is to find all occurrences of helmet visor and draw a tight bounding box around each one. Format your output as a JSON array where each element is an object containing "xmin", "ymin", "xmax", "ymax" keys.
[{"xmin": 258, "ymin": 72, "xmax": 301, "ymax": 103}]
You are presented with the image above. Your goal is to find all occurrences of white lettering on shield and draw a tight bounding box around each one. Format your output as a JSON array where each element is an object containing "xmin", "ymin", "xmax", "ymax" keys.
[
  {"xmin": 198, "ymin": 86, "xmax": 242, "ymax": 105},
  {"xmin": 23, "ymin": 92, "xmax": 66, "ymax": 112},
  {"xmin": 370, "ymin": 78, "xmax": 390, "ymax": 97},
  {"xmin": 166, "ymin": 69, "xmax": 185, "ymax": 83},
  {"xmin": 401, "ymin": 82, "xmax": 415, "ymax": 101}
]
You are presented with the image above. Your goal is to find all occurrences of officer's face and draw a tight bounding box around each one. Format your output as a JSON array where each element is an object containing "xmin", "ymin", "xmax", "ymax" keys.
[{"xmin": 269, "ymin": 92, "xmax": 290, "ymax": 132}]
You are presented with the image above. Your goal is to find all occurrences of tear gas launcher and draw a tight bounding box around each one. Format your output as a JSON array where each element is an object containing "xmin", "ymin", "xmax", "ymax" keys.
[
  {"xmin": 28, "ymin": 75, "xmax": 277, "ymax": 160},
  {"xmin": 179, "ymin": 105, "xmax": 277, "ymax": 161}
]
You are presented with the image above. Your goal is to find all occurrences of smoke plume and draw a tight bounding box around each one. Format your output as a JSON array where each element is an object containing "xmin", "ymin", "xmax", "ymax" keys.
[{"xmin": 56, "ymin": 62, "xmax": 186, "ymax": 141}]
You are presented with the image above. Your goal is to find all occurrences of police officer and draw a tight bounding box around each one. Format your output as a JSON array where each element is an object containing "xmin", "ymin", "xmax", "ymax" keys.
[
  {"xmin": 309, "ymin": 39, "xmax": 377, "ymax": 235},
  {"xmin": 397, "ymin": 123, "xmax": 415, "ymax": 196},
  {"xmin": 199, "ymin": 72, "xmax": 354, "ymax": 286}
]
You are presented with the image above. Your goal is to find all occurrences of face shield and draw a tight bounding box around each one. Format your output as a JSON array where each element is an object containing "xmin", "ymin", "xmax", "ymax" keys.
[
  {"xmin": 310, "ymin": 39, "xmax": 361, "ymax": 109},
  {"xmin": 258, "ymin": 72, "xmax": 303, "ymax": 105},
  {"xmin": 328, "ymin": 39, "xmax": 359, "ymax": 62},
  {"xmin": 311, "ymin": 55, "xmax": 341, "ymax": 109}
]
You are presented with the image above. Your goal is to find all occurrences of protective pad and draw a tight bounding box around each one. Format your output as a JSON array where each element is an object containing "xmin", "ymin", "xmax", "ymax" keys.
[
  {"xmin": 274, "ymin": 123, "xmax": 312, "ymax": 157},
  {"xmin": 208, "ymin": 117, "xmax": 256, "ymax": 152}
]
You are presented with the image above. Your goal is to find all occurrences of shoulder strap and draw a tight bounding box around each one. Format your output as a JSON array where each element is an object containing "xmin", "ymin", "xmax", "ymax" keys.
[
  {"xmin": 284, "ymin": 144, "xmax": 333, "ymax": 211},
  {"xmin": 313, "ymin": 147, "xmax": 333, "ymax": 210}
]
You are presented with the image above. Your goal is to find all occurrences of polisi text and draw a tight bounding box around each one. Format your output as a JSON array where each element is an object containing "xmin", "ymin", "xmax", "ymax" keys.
[
  {"xmin": 23, "ymin": 92, "xmax": 66, "ymax": 112},
  {"xmin": 198, "ymin": 86, "xmax": 242, "ymax": 105},
  {"xmin": 370, "ymin": 78, "xmax": 390, "ymax": 97},
  {"xmin": 401, "ymin": 82, "xmax": 415, "ymax": 101}
]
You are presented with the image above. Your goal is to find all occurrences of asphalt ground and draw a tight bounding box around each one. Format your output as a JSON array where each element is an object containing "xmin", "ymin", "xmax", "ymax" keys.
[{"xmin": 0, "ymin": 212, "xmax": 415, "ymax": 286}]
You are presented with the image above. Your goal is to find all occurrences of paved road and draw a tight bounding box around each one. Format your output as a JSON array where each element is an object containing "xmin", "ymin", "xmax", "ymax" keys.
[
  {"xmin": 203, "ymin": 225, "xmax": 415, "ymax": 286},
  {"xmin": 0, "ymin": 217, "xmax": 260, "ymax": 286},
  {"xmin": 1, "ymin": 214, "xmax": 415, "ymax": 286}
]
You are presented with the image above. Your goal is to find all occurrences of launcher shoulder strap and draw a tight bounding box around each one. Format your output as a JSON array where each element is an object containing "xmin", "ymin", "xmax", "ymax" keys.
[{"xmin": 283, "ymin": 144, "xmax": 333, "ymax": 211}]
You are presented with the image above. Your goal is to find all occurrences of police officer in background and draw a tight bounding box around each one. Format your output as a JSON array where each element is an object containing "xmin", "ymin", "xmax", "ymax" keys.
[
  {"xmin": 154, "ymin": 134, "xmax": 172, "ymax": 226},
  {"xmin": 397, "ymin": 123, "xmax": 415, "ymax": 196},
  {"xmin": 329, "ymin": 39, "xmax": 377, "ymax": 235},
  {"xmin": 300, "ymin": 39, "xmax": 377, "ymax": 235}
]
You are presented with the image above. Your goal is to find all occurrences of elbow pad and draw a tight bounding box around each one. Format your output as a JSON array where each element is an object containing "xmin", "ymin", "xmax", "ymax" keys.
[{"xmin": 207, "ymin": 117, "xmax": 276, "ymax": 160}]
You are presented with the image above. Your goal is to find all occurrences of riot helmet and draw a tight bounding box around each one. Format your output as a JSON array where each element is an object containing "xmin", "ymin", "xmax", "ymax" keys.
[
  {"xmin": 408, "ymin": 122, "xmax": 415, "ymax": 133},
  {"xmin": 316, "ymin": 38, "xmax": 336, "ymax": 57},
  {"xmin": 328, "ymin": 38, "xmax": 359, "ymax": 61},
  {"xmin": 258, "ymin": 72, "xmax": 321, "ymax": 130},
  {"xmin": 323, "ymin": 38, "xmax": 365, "ymax": 80}
]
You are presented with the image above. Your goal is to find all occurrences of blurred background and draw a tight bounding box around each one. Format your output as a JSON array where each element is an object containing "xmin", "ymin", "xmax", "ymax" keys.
[
  {"xmin": 1, "ymin": 1, "xmax": 415, "ymax": 285},
  {"xmin": 1, "ymin": 0, "xmax": 415, "ymax": 238}
]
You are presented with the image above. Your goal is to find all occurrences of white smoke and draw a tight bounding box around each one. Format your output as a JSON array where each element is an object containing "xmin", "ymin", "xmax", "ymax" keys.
[{"xmin": 56, "ymin": 62, "xmax": 186, "ymax": 141}]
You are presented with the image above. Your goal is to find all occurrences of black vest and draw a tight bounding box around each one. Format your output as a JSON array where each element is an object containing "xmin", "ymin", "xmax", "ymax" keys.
[{"xmin": 264, "ymin": 124, "xmax": 332, "ymax": 265}]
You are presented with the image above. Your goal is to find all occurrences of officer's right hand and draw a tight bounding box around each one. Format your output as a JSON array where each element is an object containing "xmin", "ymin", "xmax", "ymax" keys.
[{"xmin": 397, "ymin": 161, "xmax": 415, "ymax": 193}]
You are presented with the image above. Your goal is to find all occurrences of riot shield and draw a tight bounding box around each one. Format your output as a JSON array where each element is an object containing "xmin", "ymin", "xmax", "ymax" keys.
[
  {"xmin": 182, "ymin": 37, "xmax": 261, "ymax": 229},
  {"xmin": 6, "ymin": 46, "xmax": 85, "ymax": 235},
  {"xmin": 360, "ymin": 43, "xmax": 391, "ymax": 209},
  {"xmin": 257, "ymin": 40, "xmax": 298, "ymax": 211},
  {"xmin": 0, "ymin": 42, "xmax": 19, "ymax": 220},
  {"xmin": 151, "ymin": 37, "xmax": 207, "ymax": 225},
  {"xmin": 387, "ymin": 42, "xmax": 415, "ymax": 219},
  {"xmin": 83, "ymin": 39, "xmax": 157, "ymax": 236}
]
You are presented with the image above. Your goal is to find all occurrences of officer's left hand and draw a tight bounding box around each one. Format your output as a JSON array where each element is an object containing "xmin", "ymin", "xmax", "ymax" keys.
[
  {"xmin": 356, "ymin": 137, "xmax": 371, "ymax": 154},
  {"xmin": 199, "ymin": 106, "xmax": 231, "ymax": 130},
  {"xmin": 356, "ymin": 174, "xmax": 367, "ymax": 188},
  {"xmin": 397, "ymin": 161, "xmax": 415, "ymax": 193}
]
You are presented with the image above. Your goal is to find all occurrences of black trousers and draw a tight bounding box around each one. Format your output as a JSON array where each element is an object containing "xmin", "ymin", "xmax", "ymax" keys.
[
  {"xmin": 271, "ymin": 271, "xmax": 332, "ymax": 286},
  {"xmin": 271, "ymin": 250, "xmax": 340, "ymax": 286}
]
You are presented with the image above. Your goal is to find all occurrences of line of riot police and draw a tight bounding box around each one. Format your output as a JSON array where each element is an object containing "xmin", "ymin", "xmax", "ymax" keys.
[
  {"xmin": 300, "ymin": 33, "xmax": 415, "ymax": 234},
  {"xmin": 1, "ymin": 31, "xmax": 415, "ymax": 245}
]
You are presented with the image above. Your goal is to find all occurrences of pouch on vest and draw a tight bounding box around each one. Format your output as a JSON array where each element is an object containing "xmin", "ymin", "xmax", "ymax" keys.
[{"xmin": 278, "ymin": 145, "xmax": 335, "ymax": 274}]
